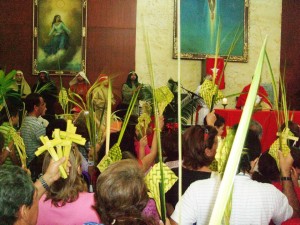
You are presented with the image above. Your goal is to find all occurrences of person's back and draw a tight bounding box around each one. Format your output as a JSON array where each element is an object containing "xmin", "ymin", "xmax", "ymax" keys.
[
  {"xmin": 171, "ymin": 130, "xmax": 296, "ymax": 225},
  {"xmin": 37, "ymin": 149, "xmax": 100, "ymax": 225},
  {"xmin": 20, "ymin": 93, "xmax": 46, "ymax": 166},
  {"xmin": 172, "ymin": 174, "xmax": 292, "ymax": 225},
  {"xmin": 231, "ymin": 174, "xmax": 292, "ymax": 225},
  {"xmin": 38, "ymin": 192, "xmax": 97, "ymax": 225}
]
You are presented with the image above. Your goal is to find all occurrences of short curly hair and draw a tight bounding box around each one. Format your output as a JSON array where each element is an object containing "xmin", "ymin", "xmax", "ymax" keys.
[
  {"xmin": 0, "ymin": 165, "xmax": 35, "ymax": 224},
  {"xmin": 94, "ymin": 159, "xmax": 153, "ymax": 225}
]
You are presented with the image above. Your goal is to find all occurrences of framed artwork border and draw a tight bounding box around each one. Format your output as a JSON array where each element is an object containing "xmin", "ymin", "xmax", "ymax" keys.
[
  {"xmin": 33, "ymin": 0, "xmax": 87, "ymax": 75},
  {"xmin": 173, "ymin": 0, "xmax": 249, "ymax": 62}
]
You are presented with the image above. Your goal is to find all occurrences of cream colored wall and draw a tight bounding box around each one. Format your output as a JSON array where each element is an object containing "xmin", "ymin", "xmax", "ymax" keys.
[{"xmin": 136, "ymin": 0, "xmax": 282, "ymax": 109}]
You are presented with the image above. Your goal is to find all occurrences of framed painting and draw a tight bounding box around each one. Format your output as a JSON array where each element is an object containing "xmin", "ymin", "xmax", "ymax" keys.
[
  {"xmin": 33, "ymin": 0, "xmax": 87, "ymax": 75},
  {"xmin": 173, "ymin": 0, "xmax": 249, "ymax": 62}
]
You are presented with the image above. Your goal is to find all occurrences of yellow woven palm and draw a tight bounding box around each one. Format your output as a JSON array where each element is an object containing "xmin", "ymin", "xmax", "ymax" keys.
[
  {"xmin": 155, "ymin": 86, "xmax": 174, "ymax": 115},
  {"xmin": 136, "ymin": 113, "xmax": 151, "ymax": 138},
  {"xmin": 97, "ymin": 144, "xmax": 122, "ymax": 172},
  {"xmin": 144, "ymin": 162, "xmax": 178, "ymax": 216},
  {"xmin": 58, "ymin": 87, "xmax": 68, "ymax": 112},
  {"xmin": 199, "ymin": 79, "xmax": 224, "ymax": 108},
  {"xmin": 269, "ymin": 127, "xmax": 298, "ymax": 168}
]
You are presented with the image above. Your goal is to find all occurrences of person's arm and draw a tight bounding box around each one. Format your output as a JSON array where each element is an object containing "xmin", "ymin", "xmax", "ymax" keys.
[
  {"xmin": 48, "ymin": 25, "xmax": 55, "ymax": 36},
  {"xmin": 205, "ymin": 110, "xmax": 217, "ymax": 126},
  {"xmin": 141, "ymin": 116, "xmax": 164, "ymax": 173},
  {"xmin": 61, "ymin": 22, "xmax": 71, "ymax": 34},
  {"xmin": 0, "ymin": 141, "xmax": 20, "ymax": 166},
  {"xmin": 279, "ymin": 151, "xmax": 300, "ymax": 218},
  {"xmin": 8, "ymin": 144, "xmax": 21, "ymax": 166},
  {"xmin": 34, "ymin": 157, "xmax": 66, "ymax": 199},
  {"xmin": 138, "ymin": 136, "xmax": 147, "ymax": 160}
]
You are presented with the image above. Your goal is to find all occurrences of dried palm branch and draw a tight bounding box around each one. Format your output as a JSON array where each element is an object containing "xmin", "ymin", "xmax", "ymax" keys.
[{"xmin": 208, "ymin": 37, "xmax": 268, "ymax": 225}]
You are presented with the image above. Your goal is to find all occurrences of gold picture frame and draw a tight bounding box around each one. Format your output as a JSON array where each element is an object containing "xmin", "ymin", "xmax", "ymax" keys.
[
  {"xmin": 173, "ymin": 0, "xmax": 249, "ymax": 62},
  {"xmin": 33, "ymin": 0, "xmax": 87, "ymax": 75}
]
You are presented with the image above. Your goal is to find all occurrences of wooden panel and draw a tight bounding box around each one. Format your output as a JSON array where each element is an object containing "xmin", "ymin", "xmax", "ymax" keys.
[
  {"xmin": 88, "ymin": 0, "xmax": 136, "ymax": 28},
  {"xmin": 0, "ymin": 0, "xmax": 137, "ymax": 101},
  {"xmin": 280, "ymin": 1, "xmax": 300, "ymax": 110}
]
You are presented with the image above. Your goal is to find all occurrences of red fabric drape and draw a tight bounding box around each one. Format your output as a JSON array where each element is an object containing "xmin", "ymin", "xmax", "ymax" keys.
[{"xmin": 206, "ymin": 57, "xmax": 225, "ymax": 89}]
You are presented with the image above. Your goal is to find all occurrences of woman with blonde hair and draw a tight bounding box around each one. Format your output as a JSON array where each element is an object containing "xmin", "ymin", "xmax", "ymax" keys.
[{"xmin": 37, "ymin": 147, "xmax": 100, "ymax": 225}]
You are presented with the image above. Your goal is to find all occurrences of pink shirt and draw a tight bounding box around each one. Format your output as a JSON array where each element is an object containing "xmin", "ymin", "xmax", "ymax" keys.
[
  {"xmin": 37, "ymin": 192, "xmax": 100, "ymax": 225},
  {"xmin": 134, "ymin": 140, "xmax": 151, "ymax": 158}
]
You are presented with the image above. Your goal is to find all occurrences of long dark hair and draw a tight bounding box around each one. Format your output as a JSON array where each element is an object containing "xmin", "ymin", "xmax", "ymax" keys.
[
  {"xmin": 125, "ymin": 71, "xmax": 139, "ymax": 88},
  {"xmin": 52, "ymin": 15, "xmax": 62, "ymax": 26},
  {"xmin": 252, "ymin": 151, "xmax": 280, "ymax": 183}
]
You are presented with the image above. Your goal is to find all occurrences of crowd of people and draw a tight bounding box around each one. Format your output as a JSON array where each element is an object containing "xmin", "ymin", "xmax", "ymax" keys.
[{"xmin": 0, "ymin": 69, "xmax": 300, "ymax": 225}]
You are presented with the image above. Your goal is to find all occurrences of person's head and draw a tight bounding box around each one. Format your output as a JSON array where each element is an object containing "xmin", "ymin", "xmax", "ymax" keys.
[
  {"xmin": 38, "ymin": 71, "xmax": 49, "ymax": 83},
  {"xmin": 73, "ymin": 117, "xmax": 89, "ymax": 140},
  {"xmin": 252, "ymin": 151, "xmax": 280, "ymax": 183},
  {"xmin": 42, "ymin": 147, "xmax": 86, "ymax": 207},
  {"xmin": 25, "ymin": 93, "xmax": 47, "ymax": 117},
  {"xmin": 204, "ymin": 113, "xmax": 225, "ymax": 136},
  {"xmin": 238, "ymin": 129, "xmax": 262, "ymax": 174},
  {"xmin": 15, "ymin": 70, "xmax": 23, "ymax": 83},
  {"xmin": 46, "ymin": 118, "xmax": 67, "ymax": 138},
  {"xmin": 76, "ymin": 71, "xmax": 85, "ymax": 83},
  {"xmin": 182, "ymin": 125, "xmax": 218, "ymax": 170},
  {"xmin": 249, "ymin": 120, "xmax": 263, "ymax": 140},
  {"xmin": 52, "ymin": 15, "xmax": 62, "ymax": 25},
  {"xmin": 97, "ymin": 74, "xmax": 109, "ymax": 87},
  {"xmin": 94, "ymin": 159, "xmax": 151, "ymax": 225},
  {"xmin": 162, "ymin": 126, "xmax": 179, "ymax": 162},
  {"xmin": 126, "ymin": 71, "xmax": 139, "ymax": 88},
  {"xmin": 0, "ymin": 101, "xmax": 20, "ymax": 126},
  {"xmin": 214, "ymin": 114, "xmax": 225, "ymax": 136},
  {"xmin": 0, "ymin": 165, "xmax": 38, "ymax": 225}
]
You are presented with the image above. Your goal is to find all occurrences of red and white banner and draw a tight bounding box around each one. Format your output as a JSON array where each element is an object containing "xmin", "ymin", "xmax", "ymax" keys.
[{"xmin": 206, "ymin": 57, "xmax": 225, "ymax": 90}]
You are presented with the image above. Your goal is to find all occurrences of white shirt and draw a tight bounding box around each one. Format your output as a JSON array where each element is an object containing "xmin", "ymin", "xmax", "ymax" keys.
[
  {"xmin": 195, "ymin": 85, "xmax": 209, "ymax": 125},
  {"xmin": 171, "ymin": 174, "xmax": 292, "ymax": 225}
]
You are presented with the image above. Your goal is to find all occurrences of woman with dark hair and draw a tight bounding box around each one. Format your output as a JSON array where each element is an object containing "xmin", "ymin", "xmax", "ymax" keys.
[
  {"xmin": 121, "ymin": 71, "xmax": 142, "ymax": 116},
  {"xmin": 162, "ymin": 128, "xmax": 179, "ymax": 169},
  {"xmin": 166, "ymin": 113, "xmax": 218, "ymax": 214},
  {"xmin": 44, "ymin": 15, "xmax": 71, "ymax": 55},
  {"xmin": 252, "ymin": 151, "xmax": 280, "ymax": 184}
]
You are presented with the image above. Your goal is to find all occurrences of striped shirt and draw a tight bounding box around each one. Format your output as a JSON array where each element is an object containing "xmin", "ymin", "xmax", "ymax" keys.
[{"xmin": 20, "ymin": 116, "xmax": 45, "ymax": 165}]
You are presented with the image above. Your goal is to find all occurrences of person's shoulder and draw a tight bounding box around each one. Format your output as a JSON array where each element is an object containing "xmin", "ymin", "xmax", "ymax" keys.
[
  {"xmin": 78, "ymin": 192, "xmax": 96, "ymax": 202},
  {"xmin": 190, "ymin": 174, "xmax": 221, "ymax": 189}
]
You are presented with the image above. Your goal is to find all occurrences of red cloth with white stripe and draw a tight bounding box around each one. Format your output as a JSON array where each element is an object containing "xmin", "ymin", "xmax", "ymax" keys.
[{"xmin": 206, "ymin": 57, "xmax": 225, "ymax": 89}]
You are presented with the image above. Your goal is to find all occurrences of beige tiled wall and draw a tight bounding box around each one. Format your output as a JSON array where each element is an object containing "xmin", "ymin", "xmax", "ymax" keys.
[{"xmin": 136, "ymin": 0, "xmax": 282, "ymax": 109}]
